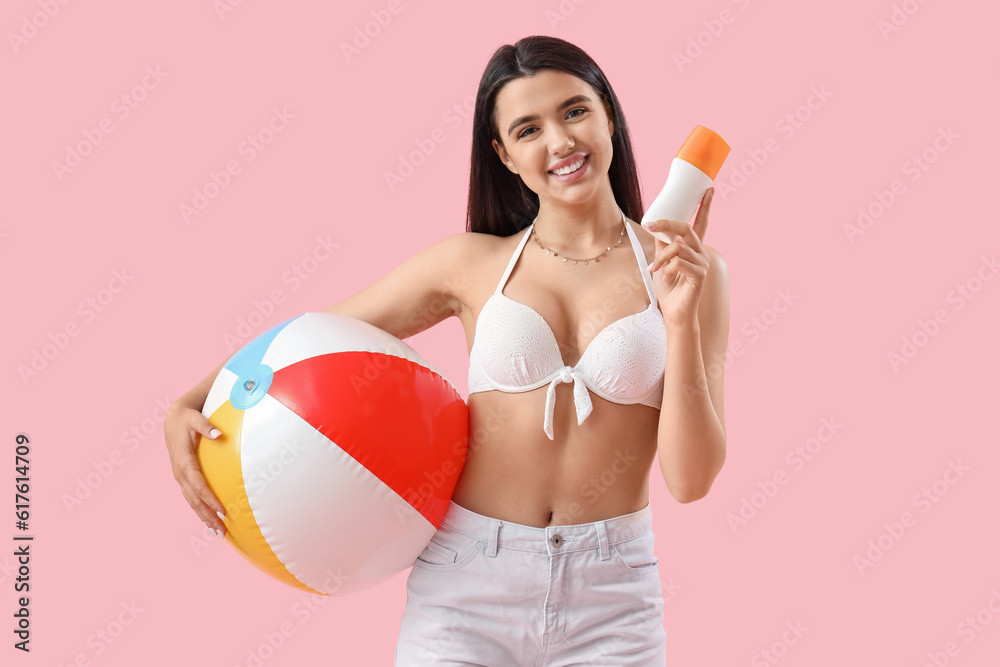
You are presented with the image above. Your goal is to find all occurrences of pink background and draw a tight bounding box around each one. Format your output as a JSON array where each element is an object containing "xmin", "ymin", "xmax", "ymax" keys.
[{"xmin": 3, "ymin": 0, "xmax": 998, "ymax": 665}]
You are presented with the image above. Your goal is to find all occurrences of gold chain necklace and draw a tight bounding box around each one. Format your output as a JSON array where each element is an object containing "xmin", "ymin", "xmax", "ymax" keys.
[{"xmin": 531, "ymin": 214, "xmax": 627, "ymax": 265}]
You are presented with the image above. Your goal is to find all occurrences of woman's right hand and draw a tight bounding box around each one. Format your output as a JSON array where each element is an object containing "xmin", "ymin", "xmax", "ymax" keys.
[{"xmin": 165, "ymin": 402, "xmax": 228, "ymax": 536}]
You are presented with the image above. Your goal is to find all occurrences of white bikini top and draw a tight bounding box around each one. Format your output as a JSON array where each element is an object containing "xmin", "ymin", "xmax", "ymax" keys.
[{"xmin": 468, "ymin": 207, "xmax": 666, "ymax": 440}]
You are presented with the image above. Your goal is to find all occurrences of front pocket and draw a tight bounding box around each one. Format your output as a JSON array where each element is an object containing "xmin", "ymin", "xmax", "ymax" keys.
[
  {"xmin": 611, "ymin": 534, "xmax": 659, "ymax": 575},
  {"xmin": 415, "ymin": 539, "xmax": 458, "ymax": 566},
  {"xmin": 413, "ymin": 527, "xmax": 484, "ymax": 570}
]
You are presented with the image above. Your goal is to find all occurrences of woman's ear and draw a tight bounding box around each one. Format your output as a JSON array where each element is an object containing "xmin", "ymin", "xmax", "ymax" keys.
[
  {"xmin": 603, "ymin": 99, "xmax": 615, "ymax": 138},
  {"xmin": 492, "ymin": 138, "xmax": 518, "ymax": 174}
]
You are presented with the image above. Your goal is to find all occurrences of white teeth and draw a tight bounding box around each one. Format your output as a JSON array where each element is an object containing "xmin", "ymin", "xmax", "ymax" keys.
[{"xmin": 551, "ymin": 157, "xmax": 585, "ymax": 176}]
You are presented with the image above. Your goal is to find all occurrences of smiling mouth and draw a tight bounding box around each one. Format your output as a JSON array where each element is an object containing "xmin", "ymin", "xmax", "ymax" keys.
[{"xmin": 549, "ymin": 155, "xmax": 588, "ymax": 175}]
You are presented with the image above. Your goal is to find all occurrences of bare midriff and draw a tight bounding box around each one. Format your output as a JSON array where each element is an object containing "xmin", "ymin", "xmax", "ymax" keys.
[{"xmin": 450, "ymin": 389, "xmax": 660, "ymax": 528}]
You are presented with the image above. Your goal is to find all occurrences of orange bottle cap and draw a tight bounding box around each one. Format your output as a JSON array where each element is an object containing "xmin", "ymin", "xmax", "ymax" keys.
[{"xmin": 675, "ymin": 126, "xmax": 731, "ymax": 180}]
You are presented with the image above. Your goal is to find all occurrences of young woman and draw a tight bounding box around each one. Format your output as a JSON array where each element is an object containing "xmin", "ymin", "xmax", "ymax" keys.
[{"xmin": 165, "ymin": 35, "xmax": 729, "ymax": 665}]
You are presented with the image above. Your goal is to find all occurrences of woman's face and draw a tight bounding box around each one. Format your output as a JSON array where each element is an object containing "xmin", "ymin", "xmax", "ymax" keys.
[{"xmin": 491, "ymin": 70, "xmax": 615, "ymax": 206}]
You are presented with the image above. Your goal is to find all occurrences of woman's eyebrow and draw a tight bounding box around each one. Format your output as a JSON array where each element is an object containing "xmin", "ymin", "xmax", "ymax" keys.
[{"xmin": 506, "ymin": 94, "xmax": 592, "ymax": 136}]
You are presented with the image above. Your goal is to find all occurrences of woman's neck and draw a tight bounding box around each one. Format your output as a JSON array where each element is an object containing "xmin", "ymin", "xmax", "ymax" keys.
[{"xmin": 532, "ymin": 191, "xmax": 624, "ymax": 256}]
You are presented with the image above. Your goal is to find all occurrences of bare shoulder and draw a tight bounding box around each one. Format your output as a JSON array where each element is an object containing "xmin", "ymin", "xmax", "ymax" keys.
[
  {"xmin": 461, "ymin": 229, "xmax": 517, "ymax": 249},
  {"xmin": 437, "ymin": 230, "xmax": 510, "ymax": 315},
  {"xmin": 456, "ymin": 229, "xmax": 496, "ymax": 254},
  {"xmin": 457, "ymin": 228, "xmax": 523, "ymax": 266}
]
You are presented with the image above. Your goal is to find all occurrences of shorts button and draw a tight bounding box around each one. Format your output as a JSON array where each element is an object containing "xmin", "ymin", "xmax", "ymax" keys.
[{"xmin": 551, "ymin": 534, "xmax": 563, "ymax": 548}]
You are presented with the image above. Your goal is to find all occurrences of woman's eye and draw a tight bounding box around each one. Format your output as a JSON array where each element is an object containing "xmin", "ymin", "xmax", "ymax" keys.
[{"xmin": 516, "ymin": 108, "xmax": 587, "ymax": 140}]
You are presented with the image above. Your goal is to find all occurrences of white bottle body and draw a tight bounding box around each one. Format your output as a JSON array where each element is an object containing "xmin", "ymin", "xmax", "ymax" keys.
[{"xmin": 641, "ymin": 157, "xmax": 714, "ymax": 243}]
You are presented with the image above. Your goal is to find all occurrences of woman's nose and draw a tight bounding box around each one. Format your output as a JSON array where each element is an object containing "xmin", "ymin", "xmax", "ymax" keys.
[{"xmin": 548, "ymin": 128, "xmax": 575, "ymax": 154}]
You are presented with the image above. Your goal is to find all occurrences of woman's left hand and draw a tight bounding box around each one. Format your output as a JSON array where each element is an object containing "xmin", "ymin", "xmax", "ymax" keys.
[{"xmin": 642, "ymin": 186, "xmax": 715, "ymax": 329}]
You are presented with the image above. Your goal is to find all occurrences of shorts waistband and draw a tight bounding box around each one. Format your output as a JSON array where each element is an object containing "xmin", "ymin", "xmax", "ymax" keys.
[{"xmin": 439, "ymin": 499, "xmax": 653, "ymax": 556}]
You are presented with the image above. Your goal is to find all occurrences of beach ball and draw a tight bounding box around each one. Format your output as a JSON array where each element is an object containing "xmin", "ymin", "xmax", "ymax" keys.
[{"xmin": 196, "ymin": 312, "xmax": 468, "ymax": 596}]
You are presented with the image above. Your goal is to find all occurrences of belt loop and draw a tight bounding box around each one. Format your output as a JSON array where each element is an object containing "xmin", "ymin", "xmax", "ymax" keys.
[
  {"xmin": 486, "ymin": 519, "xmax": 500, "ymax": 558},
  {"xmin": 596, "ymin": 520, "xmax": 610, "ymax": 560}
]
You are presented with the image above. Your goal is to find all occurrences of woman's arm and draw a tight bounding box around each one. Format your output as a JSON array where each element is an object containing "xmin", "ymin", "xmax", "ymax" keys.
[
  {"xmin": 657, "ymin": 244, "xmax": 730, "ymax": 503},
  {"xmin": 324, "ymin": 232, "xmax": 469, "ymax": 339}
]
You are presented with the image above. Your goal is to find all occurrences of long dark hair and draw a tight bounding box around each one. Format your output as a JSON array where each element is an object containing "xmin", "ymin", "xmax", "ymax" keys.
[{"xmin": 465, "ymin": 35, "xmax": 643, "ymax": 237}]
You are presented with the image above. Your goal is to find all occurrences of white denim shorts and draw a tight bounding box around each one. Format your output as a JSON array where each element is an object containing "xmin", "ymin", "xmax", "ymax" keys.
[{"xmin": 395, "ymin": 499, "xmax": 667, "ymax": 666}]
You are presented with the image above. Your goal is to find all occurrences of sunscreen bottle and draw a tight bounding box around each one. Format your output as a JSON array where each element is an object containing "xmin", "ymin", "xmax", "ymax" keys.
[{"xmin": 641, "ymin": 126, "xmax": 731, "ymax": 243}]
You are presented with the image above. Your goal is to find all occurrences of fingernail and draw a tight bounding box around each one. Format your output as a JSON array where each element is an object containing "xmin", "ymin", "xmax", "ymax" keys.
[
  {"xmin": 216, "ymin": 510, "xmax": 227, "ymax": 521},
  {"xmin": 209, "ymin": 428, "xmax": 221, "ymax": 439},
  {"xmin": 215, "ymin": 528, "xmax": 225, "ymax": 537},
  {"xmin": 643, "ymin": 220, "xmax": 655, "ymax": 228}
]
